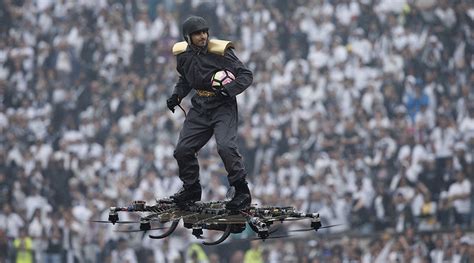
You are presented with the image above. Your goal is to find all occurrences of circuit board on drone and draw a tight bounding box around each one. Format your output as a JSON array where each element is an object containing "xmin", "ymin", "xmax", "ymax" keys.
[{"xmin": 91, "ymin": 199, "xmax": 337, "ymax": 245}]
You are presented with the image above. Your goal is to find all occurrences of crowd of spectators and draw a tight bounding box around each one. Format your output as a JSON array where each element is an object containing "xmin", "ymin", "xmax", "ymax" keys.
[{"xmin": 1, "ymin": 0, "xmax": 474, "ymax": 262}]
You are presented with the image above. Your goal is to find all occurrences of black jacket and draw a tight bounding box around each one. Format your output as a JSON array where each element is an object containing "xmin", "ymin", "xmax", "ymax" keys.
[{"xmin": 172, "ymin": 40, "xmax": 253, "ymax": 110}]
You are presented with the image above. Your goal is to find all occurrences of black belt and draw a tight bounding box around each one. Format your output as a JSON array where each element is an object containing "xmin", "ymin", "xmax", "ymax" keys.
[{"xmin": 196, "ymin": 90, "xmax": 216, "ymax": 97}]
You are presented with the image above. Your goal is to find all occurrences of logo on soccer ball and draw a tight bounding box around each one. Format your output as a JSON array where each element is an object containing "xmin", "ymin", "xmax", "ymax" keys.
[{"xmin": 211, "ymin": 70, "xmax": 235, "ymax": 88}]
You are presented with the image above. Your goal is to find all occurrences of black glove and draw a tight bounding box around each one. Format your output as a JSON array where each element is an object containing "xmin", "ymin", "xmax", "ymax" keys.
[
  {"xmin": 167, "ymin": 94, "xmax": 180, "ymax": 112},
  {"xmin": 211, "ymin": 85, "xmax": 230, "ymax": 97}
]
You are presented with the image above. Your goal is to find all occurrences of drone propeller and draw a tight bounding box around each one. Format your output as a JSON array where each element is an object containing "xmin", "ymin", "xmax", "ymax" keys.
[
  {"xmin": 261, "ymin": 224, "xmax": 281, "ymax": 235},
  {"xmin": 210, "ymin": 219, "xmax": 247, "ymax": 224},
  {"xmin": 267, "ymin": 217, "xmax": 302, "ymax": 222},
  {"xmin": 250, "ymin": 234, "xmax": 292, "ymax": 241},
  {"xmin": 90, "ymin": 220, "xmax": 139, "ymax": 224},
  {"xmin": 236, "ymin": 232, "xmax": 293, "ymax": 242},
  {"xmin": 114, "ymin": 227, "xmax": 167, "ymax": 233},
  {"xmin": 288, "ymin": 224, "xmax": 342, "ymax": 233}
]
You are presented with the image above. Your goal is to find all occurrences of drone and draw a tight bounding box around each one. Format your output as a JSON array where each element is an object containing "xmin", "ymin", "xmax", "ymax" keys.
[{"xmin": 92, "ymin": 198, "xmax": 338, "ymax": 246}]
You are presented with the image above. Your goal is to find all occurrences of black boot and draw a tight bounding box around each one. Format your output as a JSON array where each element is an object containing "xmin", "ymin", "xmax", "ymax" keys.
[
  {"xmin": 171, "ymin": 181, "xmax": 202, "ymax": 204},
  {"xmin": 226, "ymin": 179, "xmax": 252, "ymax": 210}
]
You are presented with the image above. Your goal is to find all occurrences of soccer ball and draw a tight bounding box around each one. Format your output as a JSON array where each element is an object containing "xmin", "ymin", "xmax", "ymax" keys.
[{"xmin": 211, "ymin": 70, "xmax": 235, "ymax": 88}]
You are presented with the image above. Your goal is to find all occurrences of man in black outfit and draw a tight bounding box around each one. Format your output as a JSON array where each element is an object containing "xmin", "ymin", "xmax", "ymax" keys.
[{"xmin": 166, "ymin": 16, "xmax": 253, "ymax": 210}]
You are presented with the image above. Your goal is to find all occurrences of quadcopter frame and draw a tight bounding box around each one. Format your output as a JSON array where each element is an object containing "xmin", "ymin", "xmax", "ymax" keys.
[{"xmin": 95, "ymin": 199, "xmax": 323, "ymax": 245}]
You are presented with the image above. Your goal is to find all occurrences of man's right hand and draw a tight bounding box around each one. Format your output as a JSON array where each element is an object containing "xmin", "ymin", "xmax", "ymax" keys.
[{"xmin": 167, "ymin": 94, "xmax": 181, "ymax": 113}]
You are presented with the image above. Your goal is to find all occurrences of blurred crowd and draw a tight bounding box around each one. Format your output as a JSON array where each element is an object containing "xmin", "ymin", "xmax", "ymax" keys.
[{"xmin": 1, "ymin": 0, "xmax": 474, "ymax": 262}]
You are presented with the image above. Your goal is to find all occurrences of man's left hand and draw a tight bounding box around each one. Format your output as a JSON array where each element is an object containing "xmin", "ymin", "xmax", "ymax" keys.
[{"xmin": 167, "ymin": 94, "xmax": 181, "ymax": 112}]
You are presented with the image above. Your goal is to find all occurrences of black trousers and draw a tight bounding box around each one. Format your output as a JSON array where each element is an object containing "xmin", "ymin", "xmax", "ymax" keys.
[{"xmin": 173, "ymin": 102, "xmax": 247, "ymax": 186}]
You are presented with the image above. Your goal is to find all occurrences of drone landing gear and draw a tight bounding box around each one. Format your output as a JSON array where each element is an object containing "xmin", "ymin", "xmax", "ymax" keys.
[
  {"xmin": 149, "ymin": 220, "xmax": 179, "ymax": 239},
  {"xmin": 202, "ymin": 225, "xmax": 232, "ymax": 246}
]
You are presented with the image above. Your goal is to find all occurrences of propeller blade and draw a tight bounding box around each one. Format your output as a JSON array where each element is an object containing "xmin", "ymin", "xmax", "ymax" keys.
[
  {"xmin": 321, "ymin": 224, "xmax": 342, "ymax": 229},
  {"xmin": 248, "ymin": 234, "xmax": 292, "ymax": 241},
  {"xmin": 114, "ymin": 227, "xmax": 167, "ymax": 233},
  {"xmin": 90, "ymin": 220, "xmax": 138, "ymax": 224},
  {"xmin": 288, "ymin": 228, "xmax": 314, "ymax": 232},
  {"xmin": 207, "ymin": 222, "xmax": 247, "ymax": 225},
  {"xmin": 268, "ymin": 225, "xmax": 280, "ymax": 235},
  {"xmin": 267, "ymin": 217, "xmax": 303, "ymax": 222},
  {"xmin": 289, "ymin": 224, "xmax": 343, "ymax": 232}
]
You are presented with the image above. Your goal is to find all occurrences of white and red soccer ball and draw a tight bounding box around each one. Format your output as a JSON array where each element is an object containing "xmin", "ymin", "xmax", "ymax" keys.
[{"xmin": 211, "ymin": 70, "xmax": 235, "ymax": 87}]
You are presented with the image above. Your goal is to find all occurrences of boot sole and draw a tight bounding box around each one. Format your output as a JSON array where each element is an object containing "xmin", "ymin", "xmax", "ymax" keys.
[{"xmin": 226, "ymin": 199, "xmax": 251, "ymax": 211}]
